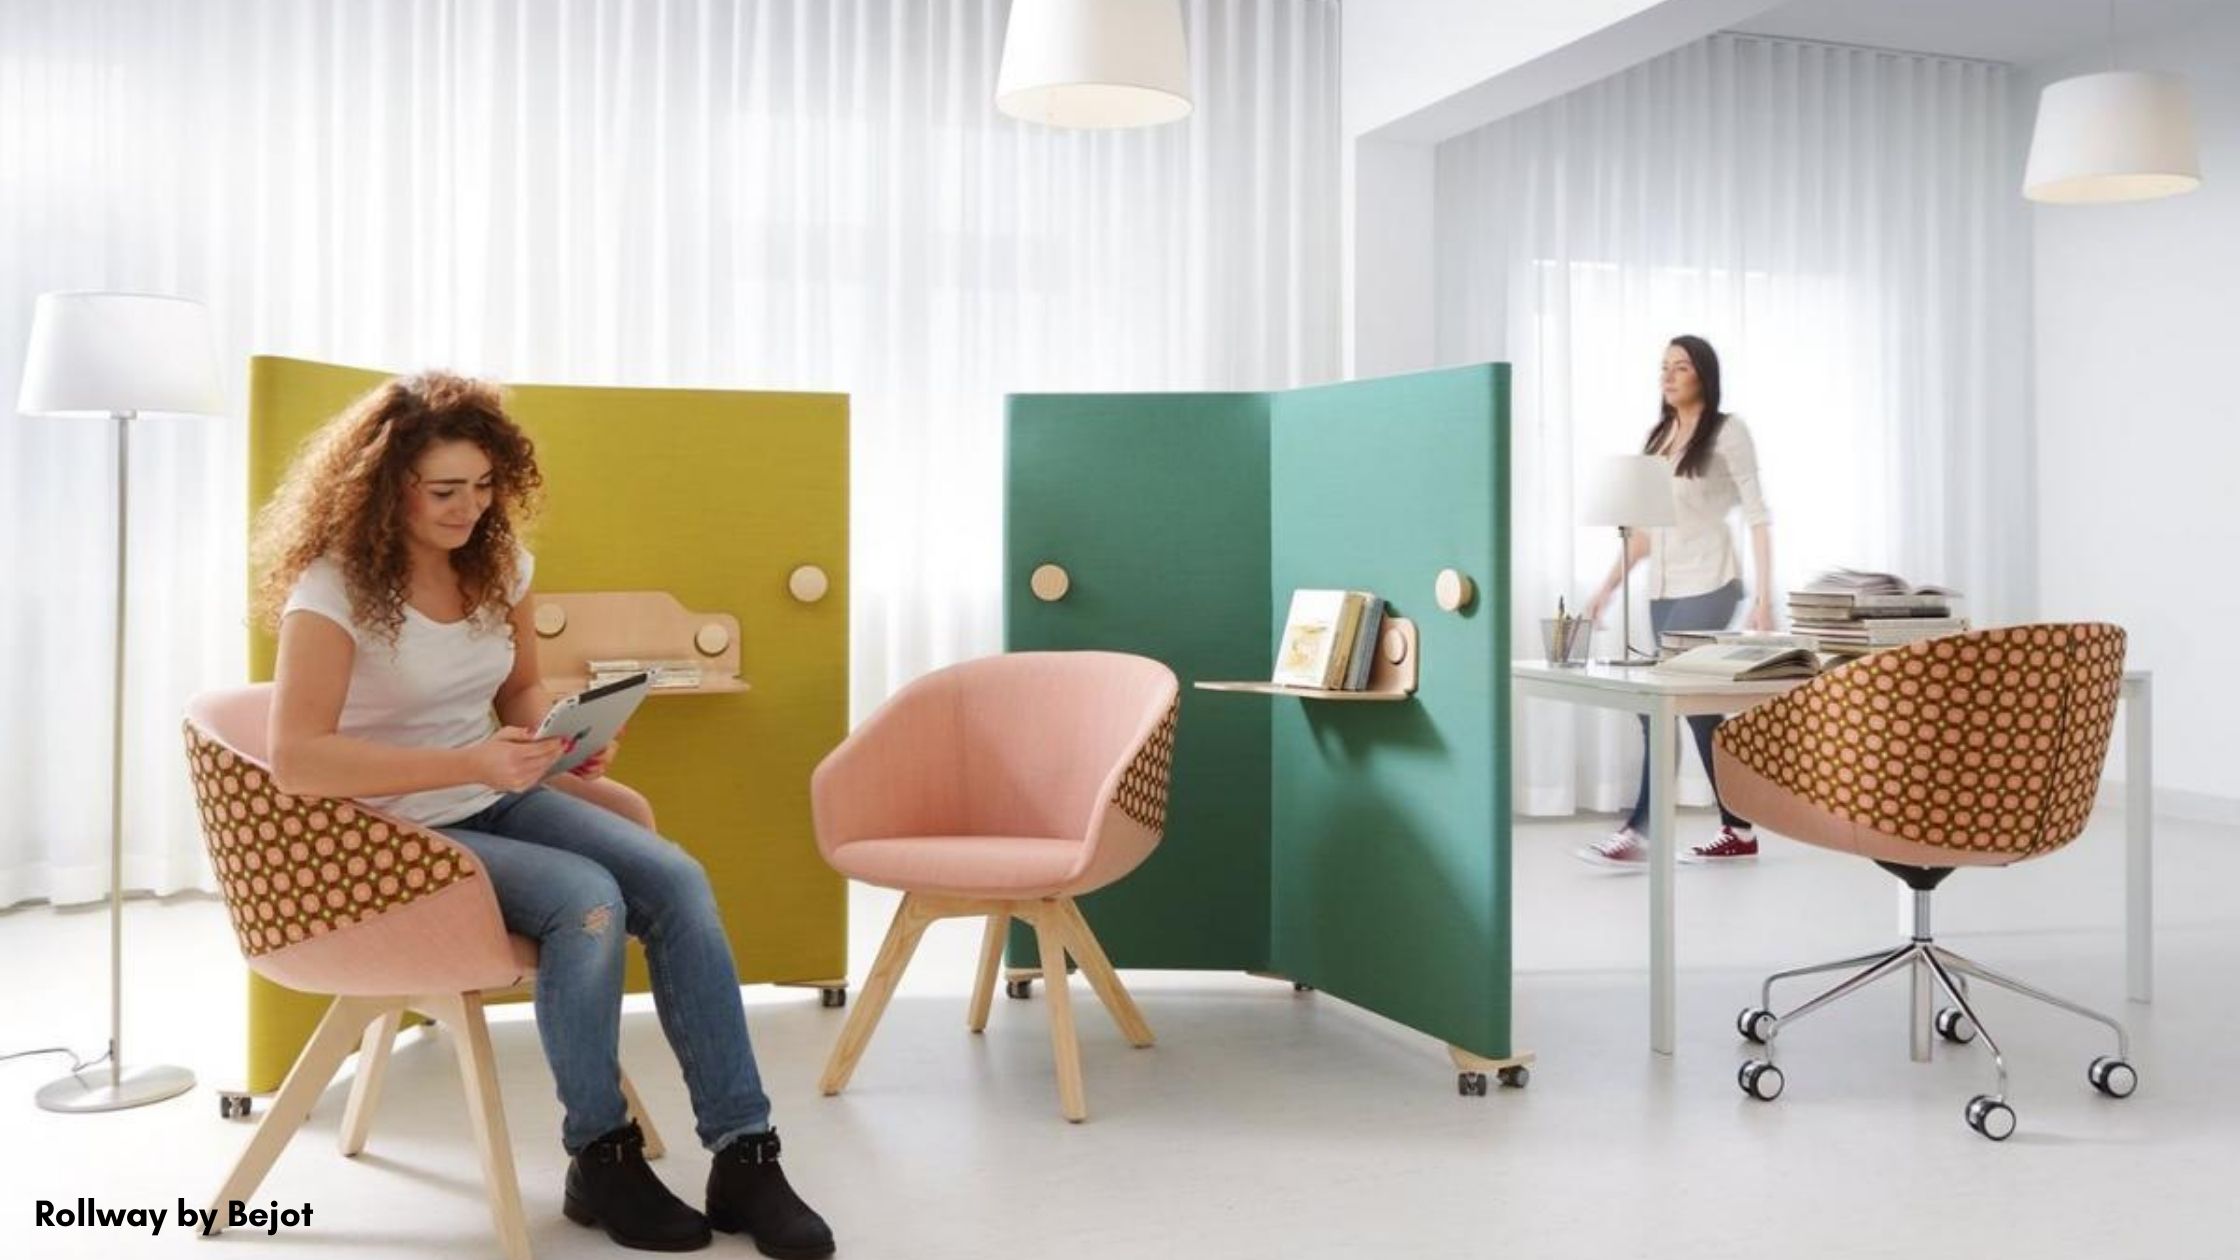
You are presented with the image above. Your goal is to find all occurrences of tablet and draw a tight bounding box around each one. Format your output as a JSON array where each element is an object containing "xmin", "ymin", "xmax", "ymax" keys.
[{"xmin": 535, "ymin": 671, "xmax": 653, "ymax": 778}]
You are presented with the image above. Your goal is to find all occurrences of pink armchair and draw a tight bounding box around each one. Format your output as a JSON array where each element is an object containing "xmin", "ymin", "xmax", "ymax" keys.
[
  {"xmin": 184, "ymin": 685, "xmax": 664, "ymax": 1259},
  {"xmin": 810, "ymin": 651, "xmax": 1180, "ymax": 1122}
]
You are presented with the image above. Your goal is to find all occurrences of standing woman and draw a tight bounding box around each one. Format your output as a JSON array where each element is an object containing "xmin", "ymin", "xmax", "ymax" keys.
[
  {"xmin": 1577, "ymin": 335, "xmax": 1775, "ymax": 869},
  {"xmin": 254, "ymin": 373, "xmax": 834, "ymax": 1257}
]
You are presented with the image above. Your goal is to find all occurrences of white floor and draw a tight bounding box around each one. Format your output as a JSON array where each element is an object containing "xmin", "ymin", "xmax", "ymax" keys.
[{"xmin": 4, "ymin": 808, "xmax": 2236, "ymax": 1260}]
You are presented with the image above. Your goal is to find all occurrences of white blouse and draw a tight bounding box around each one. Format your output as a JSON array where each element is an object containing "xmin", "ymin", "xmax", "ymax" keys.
[{"xmin": 1648, "ymin": 414, "xmax": 1770, "ymax": 600}]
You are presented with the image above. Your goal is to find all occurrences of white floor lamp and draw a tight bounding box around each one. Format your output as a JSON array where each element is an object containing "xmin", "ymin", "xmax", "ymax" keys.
[
  {"xmin": 18, "ymin": 291, "xmax": 224, "ymax": 1112},
  {"xmin": 1579, "ymin": 454, "xmax": 1676, "ymax": 666}
]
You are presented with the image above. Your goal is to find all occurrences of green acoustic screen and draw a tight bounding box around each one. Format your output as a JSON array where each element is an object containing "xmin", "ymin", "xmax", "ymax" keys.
[
  {"xmin": 1267, "ymin": 364, "xmax": 1512, "ymax": 1058},
  {"xmin": 1004, "ymin": 392, "xmax": 1273, "ymax": 970}
]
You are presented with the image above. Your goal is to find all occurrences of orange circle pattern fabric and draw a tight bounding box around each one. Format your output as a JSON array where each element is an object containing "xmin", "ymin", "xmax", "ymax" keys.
[
  {"xmin": 1717, "ymin": 624, "xmax": 2125, "ymax": 861},
  {"xmin": 1112, "ymin": 701, "xmax": 1179, "ymax": 834},
  {"xmin": 183, "ymin": 721, "xmax": 479, "ymax": 957}
]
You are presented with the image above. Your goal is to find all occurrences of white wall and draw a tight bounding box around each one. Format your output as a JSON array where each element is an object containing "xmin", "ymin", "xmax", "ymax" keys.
[
  {"xmin": 1340, "ymin": 0, "xmax": 1777, "ymax": 374},
  {"xmin": 2029, "ymin": 4, "xmax": 2240, "ymax": 814},
  {"xmin": 1344, "ymin": 0, "xmax": 1668, "ymax": 140}
]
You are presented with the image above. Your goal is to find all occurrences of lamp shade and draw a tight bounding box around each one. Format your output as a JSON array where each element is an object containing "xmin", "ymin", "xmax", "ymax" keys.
[
  {"xmin": 1578, "ymin": 454, "xmax": 1676, "ymax": 529},
  {"xmin": 996, "ymin": 0, "xmax": 1192, "ymax": 129},
  {"xmin": 18, "ymin": 291, "xmax": 225, "ymax": 418},
  {"xmin": 2024, "ymin": 71, "xmax": 2201, "ymax": 204}
]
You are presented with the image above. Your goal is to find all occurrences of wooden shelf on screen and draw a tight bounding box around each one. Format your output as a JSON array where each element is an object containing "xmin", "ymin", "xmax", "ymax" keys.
[
  {"xmin": 532, "ymin": 591, "xmax": 747, "ymax": 698},
  {"xmin": 1195, "ymin": 617, "xmax": 1419, "ymax": 701}
]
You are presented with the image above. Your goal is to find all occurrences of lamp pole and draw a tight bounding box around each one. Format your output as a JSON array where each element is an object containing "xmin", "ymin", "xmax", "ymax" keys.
[{"xmin": 35, "ymin": 408, "xmax": 195, "ymax": 1112}]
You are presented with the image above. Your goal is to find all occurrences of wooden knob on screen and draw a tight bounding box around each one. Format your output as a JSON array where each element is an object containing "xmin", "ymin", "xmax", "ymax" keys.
[
  {"xmin": 788, "ymin": 565, "xmax": 829, "ymax": 603},
  {"xmin": 1030, "ymin": 563, "xmax": 1071, "ymax": 602},
  {"xmin": 694, "ymin": 623, "xmax": 732, "ymax": 656},
  {"xmin": 533, "ymin": 603, "xmax": 568, "ymax": 637},
  {"xmin": 1434, "ymin": 568, "xmax": 1476, "ymax": 613}
]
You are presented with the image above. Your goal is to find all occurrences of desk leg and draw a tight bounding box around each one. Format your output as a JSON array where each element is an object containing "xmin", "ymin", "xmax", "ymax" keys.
[
  {"xmin": 1648, "ymin": 698, "xmax": 1677, "ymax": 1056},
  {"xmin": 2125, "ymin": 676, "xmax": 2153, "ymax": 1004}
]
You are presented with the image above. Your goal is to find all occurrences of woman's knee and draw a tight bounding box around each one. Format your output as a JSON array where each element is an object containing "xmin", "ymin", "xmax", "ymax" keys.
[
  {"xmin": 545, "ymin": 864, "xmax": 629, "ymax": 944},
  {"xmin": 550, "ymin": 775, "xmax": 658, "ymax": 832}
]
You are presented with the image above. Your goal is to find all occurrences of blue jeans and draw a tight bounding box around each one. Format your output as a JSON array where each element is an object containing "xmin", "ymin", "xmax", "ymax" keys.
[
  {"xmin": 1624, "ymin": 579, "xmax": 1750, "ymax": 832},
  {"xmin": 440, "ymin": 787, "xmax": 771, "ymax": 1155}
]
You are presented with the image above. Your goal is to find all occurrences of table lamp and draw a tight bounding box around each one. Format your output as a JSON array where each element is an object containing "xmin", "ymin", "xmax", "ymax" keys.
[
  {"xmin": 19, "ymin": 291, "xmax": 224, "ymax": 1111},
  {"xmin": 1579, "ymin": 454, "xmax": 1675, "ymax": 666}
]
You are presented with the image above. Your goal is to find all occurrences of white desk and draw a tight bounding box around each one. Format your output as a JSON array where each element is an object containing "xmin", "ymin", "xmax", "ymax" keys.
[{"xmin": 1513, "ymin": 661, "xmax": 2155, "ymax": 1055}]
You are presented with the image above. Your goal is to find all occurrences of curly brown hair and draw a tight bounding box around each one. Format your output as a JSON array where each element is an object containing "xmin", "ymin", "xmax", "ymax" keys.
[{"xmin": 250, "ymin": 371, "xmax": 542, "ymax": 644}]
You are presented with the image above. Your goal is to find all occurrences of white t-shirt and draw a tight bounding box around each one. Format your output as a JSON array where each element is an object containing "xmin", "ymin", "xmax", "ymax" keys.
[
  {"xmin": 281, "ymin": 550, "xmax": 534, "ymax": 827},
  {"xmin": 1648, "ymin": 414, "xmax": 1772, "ymax": 600}
]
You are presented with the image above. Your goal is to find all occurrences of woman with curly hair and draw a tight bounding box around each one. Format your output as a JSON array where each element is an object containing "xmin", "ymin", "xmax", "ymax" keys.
[{"xmin": 253, "ymin": 371, "xmax": 834, "ymax": 1258}]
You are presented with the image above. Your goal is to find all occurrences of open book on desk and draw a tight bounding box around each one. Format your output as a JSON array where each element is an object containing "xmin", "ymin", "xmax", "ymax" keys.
[{"xmin": 1653, "ymin": 642, "xmax": 1820, "ymax": 682}]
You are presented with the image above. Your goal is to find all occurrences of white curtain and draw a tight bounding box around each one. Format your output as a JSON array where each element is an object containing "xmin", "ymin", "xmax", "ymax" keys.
[
  {"xmin": 1435, "ymin": 33, "xmax": 2034, "ymax": 817},
  {"xmin": 0, "ymin": 0, "xmax": 1341, "ymax": 907}
]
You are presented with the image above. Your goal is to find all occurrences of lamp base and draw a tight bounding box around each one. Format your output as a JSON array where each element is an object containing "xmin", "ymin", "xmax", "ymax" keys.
[{"xmin": 35, "ymin": 1063, "xmax": 194, "ymax": 1113}]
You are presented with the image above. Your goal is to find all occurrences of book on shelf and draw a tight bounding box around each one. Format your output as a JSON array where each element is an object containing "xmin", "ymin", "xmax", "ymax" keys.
[
  {"xmin": 1341, "ymin": 596, "xmax": 1387, "ymax": 690},
  {"xmin": 585, "ymin": 658, "xmax": 705, "ymax": 689},
  {"xmin": 1653, "ymin": 642, "xmax": 1822, "ymax": 682},
  {"xmin": 1272, "ymin": 589, "xmax": 1381, "ymax": 690}
]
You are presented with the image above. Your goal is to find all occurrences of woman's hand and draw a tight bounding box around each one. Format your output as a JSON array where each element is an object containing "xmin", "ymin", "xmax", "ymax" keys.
[
  {"xmin": 1744, "ymin": 597, "xmax": 1776, "ymax": 633},
  {"xmin": 466, "ymin": 726, "xmax": 567, "ymax": 792},
  {"xmin": 1584, "ymin": 587, "xmax": 1614, "ymax": 627},
  {"xmin": 568, "ymin": 739, "xmax": 618, "ymax": 780}
]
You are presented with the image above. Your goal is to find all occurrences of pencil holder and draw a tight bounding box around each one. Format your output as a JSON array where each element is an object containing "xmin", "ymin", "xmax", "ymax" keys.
[{"xmin": 1541, "ymin": 617, "xmax": 1591, "ymax": 666}]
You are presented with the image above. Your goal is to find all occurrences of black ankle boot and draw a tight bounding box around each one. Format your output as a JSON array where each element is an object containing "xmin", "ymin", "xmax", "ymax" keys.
[
  {"xmin": 705, "ymin": 1130, "xmax": 834, "ymax": 1259},
  {"xmin": 564, "ymin": 1122, "xmax": 713, "ymax": 1252}
]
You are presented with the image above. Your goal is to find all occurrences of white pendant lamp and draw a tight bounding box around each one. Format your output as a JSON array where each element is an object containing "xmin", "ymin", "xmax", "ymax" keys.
[
  {"xmin": 996, "ymin": 0, "xmax": 1192, "ymax": 129},
  {"xmin": 2024, "ymin": 3, "xmax": 2200, "ymax": 204}
]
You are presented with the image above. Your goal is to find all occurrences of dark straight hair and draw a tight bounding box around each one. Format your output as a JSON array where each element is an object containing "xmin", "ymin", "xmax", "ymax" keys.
[{"xmin": 1643, "ymin": 334, "xmax": 1728, "ymax": 479}]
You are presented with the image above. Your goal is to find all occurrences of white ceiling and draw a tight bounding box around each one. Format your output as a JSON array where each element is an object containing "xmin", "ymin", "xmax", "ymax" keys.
[{"xmin": 1733, "ymin": 0, "xmax": 2229, "ymax": 67}]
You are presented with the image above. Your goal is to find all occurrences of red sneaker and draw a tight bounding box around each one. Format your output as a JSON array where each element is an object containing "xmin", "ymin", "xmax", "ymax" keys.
[
  {"xmin": 1576, "ymin": 828, "xmax": 1648, "ymax": 871},
  {"xmin": 1682, "ymin": 826, "xmax": 1759, "ymax": 863}
]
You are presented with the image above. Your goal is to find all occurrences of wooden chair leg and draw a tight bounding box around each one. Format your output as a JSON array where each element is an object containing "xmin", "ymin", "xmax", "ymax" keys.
[
  {"xmin": 429, "ymin": 992, "xmax": 531, "ymax": 1260},
  {"xmin": 1057, "ymin": 898, "xmax": 1154, "ymax": 1048},
  {"xmin": 209, "ymin": 996, "xmax": 389, "ymax": 1230},
  {"xmin": 819, "ymin": 894, "xmax": 934, "ymax": 1096},
  {"xmin": 1028, "ymin": 907, "xmax": 1088, "ymax": 1122},
  {"xmin": 619, "ymin": 1068, "xmax": 664, "ymax": 1159},
  {"xmin": 968, "ymin": 913, "xmax": 1008, "ymax": 1034},
  {"xmin": 339, "ymin": 1007, "xmax": 404, "ymax": 1156}
]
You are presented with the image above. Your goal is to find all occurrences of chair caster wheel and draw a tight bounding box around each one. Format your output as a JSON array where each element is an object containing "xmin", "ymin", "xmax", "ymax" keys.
[
  {"xmin": 1458, "ymin": 1072, "xmax": 1488, "ymax": 1096},
  {"xmin": 1737, "ymin": 1059, "xmax": 1783, "ymax": 1101},
  {"xmin": 1935, "ymin": 1007, "xmax": 1976, "ymax": 1044},
  {"xmin": 2088, "ymin": 1056, "xmax": 2137, "ymax": 1099},
  {"xmin": 1736, "ymin": 1007, "xmax": 1776, "ymax": 1045},
  {"xmin": 218, "ymin": 1092, "xmax": 254, "ymax": 1119},
  {"xmin": 1005, "ymin": 979, "xmax": 1034, "ymax": 1000},
  {"xmin": 819, "ymin": 987, "xmax": 847, "ymax": 1009},
  {"xmin": 1965, "ymin": 1095, "xmax": 2015, "ymax": 1141},
  {"xmin": 1497, "ymin": 1066, "xmax": 1529, "ymax": 1089}
]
